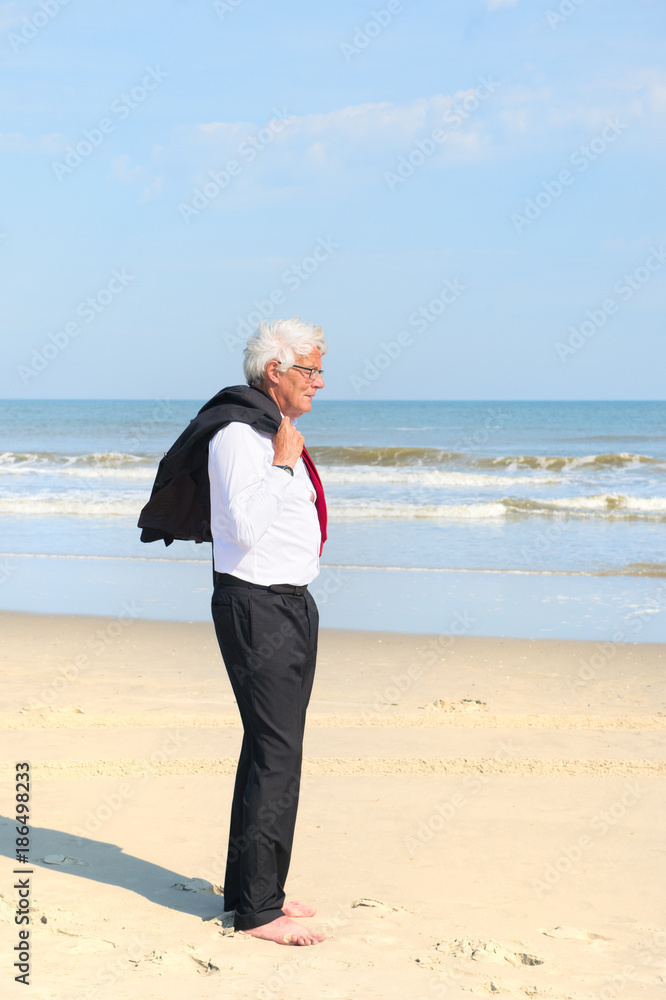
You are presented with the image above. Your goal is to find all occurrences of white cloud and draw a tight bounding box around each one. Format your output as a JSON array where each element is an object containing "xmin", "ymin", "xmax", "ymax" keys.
[
  {"xmin": 190, "ymin": 121, "xmax": 254, "ymax": 146},
  {"xmin": 140, "ymin": 175, "xmax": 164, "ymax": 203},
  {"xmin": 187, "ymin": 94, "xmax": 479, "ymax": 164},
  {"xmin": 0, "ymin": 131, "xmax": 64, "ymax": 153},
  {"xmin": 153, "ymin": 70, "xmax": 665, "ymax": 211},
  {"xmin": 108, "ymin": 155, "xmax": 141, "ymax": 181},
  {"xmin": 586, "ymin": 68, "xmax": 666, "ymax": 116},
  {"xmin": 165, "ymin": 89, "xmax": 505, "ymax": 210},
  {"xmin": 546, "ymin": 106, "xmax": 626, "ymax": 130},
  {"xmin": 105, "ymin": 154, "xmax": 164, "ymax": 204}
]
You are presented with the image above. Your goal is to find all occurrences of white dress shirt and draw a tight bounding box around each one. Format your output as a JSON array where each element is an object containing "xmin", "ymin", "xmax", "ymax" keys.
[{"xmin": 208, "ymin": 420, "xmax": 320, "ymax": 586}]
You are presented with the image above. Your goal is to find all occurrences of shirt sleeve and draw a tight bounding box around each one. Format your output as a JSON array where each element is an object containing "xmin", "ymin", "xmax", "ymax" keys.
[{"xmin": 208, "ymin": 421, "xmax": 292, "ymax": 550}]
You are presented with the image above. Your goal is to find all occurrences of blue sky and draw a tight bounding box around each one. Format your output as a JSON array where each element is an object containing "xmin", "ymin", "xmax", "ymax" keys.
[{"xmin": 2, "ymin": 0, "xmax": 665, "ymax": 400}]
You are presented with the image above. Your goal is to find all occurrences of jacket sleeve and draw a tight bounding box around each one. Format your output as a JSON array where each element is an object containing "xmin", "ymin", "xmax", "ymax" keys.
[{"xmin": 208, "ymin": 422, "xmax": 291, "ymax": 549}]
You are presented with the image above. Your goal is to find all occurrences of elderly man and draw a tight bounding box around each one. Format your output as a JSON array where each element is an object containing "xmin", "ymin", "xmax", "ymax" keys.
[{"xmin": 138, "ymin": 317, "xmax": 327, "ymax": 946}]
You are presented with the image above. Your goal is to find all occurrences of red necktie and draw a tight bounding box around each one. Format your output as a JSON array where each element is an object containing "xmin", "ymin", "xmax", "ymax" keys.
[{"xmin": 301, "ymin": 446, "xmax": 327, "ymax": 555}]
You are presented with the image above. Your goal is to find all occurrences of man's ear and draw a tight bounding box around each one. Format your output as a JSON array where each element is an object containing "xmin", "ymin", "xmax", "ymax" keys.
[{"xmin": 265, "ymin": 360, "xmax": 280, "ymax": 383}]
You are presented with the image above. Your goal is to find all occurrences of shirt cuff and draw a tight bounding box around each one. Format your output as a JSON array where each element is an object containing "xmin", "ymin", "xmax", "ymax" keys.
[{"xmin": 264, "ymin": 463, "xmax": 293, "ymax": 494}]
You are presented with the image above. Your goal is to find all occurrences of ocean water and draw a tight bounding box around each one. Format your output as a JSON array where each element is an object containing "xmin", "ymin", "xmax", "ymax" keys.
[{"xmin": 1, "ymin": 399, "xmax": 665, "ymax": 640}]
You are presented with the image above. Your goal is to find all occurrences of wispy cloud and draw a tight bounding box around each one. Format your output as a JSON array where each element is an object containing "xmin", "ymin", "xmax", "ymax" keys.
[
  {"xmin": 167, "ymin": 93, "xmax": 498, "ymax": 208},
  {"xmin": 108, "ymin": 155, "xmax": 142, "ymax": 182},
  {"xmin": 0, "ymin": 131, "xmax": 64, "ymax": 153}
]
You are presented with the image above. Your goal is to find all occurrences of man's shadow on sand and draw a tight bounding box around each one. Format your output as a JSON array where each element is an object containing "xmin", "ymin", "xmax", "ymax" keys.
[{"xmin": 0, "ymin": 816, "xmax": 230, "ymax": 922}]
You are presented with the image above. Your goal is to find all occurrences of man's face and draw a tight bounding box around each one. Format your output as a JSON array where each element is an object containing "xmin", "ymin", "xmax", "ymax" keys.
[{"xmin": 272, "ymin": 348, "xmax": 325, "ymax": 418}]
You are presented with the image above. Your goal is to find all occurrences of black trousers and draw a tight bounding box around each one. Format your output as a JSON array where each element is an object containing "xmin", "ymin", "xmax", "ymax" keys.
[{"xmin": 211, "ymin": 576, "xmax": 319, "ymax": 931}]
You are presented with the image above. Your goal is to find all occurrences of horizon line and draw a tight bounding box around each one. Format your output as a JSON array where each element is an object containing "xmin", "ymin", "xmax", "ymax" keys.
[{"xmin": 1, "ymin": 397, "xmax": 665, "ymax": 405}]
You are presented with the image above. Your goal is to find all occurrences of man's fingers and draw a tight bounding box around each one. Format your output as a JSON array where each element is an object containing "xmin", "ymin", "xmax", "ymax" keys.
[{"xmin": 272, "ymin": 417, "xmax": 304, "ymax": 467}]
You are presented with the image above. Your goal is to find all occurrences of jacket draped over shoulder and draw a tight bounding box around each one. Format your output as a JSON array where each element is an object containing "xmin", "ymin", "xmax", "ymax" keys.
[{"xmin": 137, "ymin": 385, "xmax": 281, "ymax": 546}]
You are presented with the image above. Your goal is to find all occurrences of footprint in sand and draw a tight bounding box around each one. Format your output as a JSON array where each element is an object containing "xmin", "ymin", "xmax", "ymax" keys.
[
  {"xmin": 21, "ymin": 704, "xmax": 85, "ymax": 714},
  {"xmin": 56, "ymin": 937, "xmax": 116, "ymax": 954},
  {"xmin": 210, "ymin": 912, "xmax": 235, "ymax": 932},
  {"xmin": 542, "ymin": 926, "xmax": 609, "ymax": 941},
  {"xmin": 137, "ymin": 949, "xmax": 219, "ymax": 974},
  {"xmin": 171, "ymin": 877, "xmax": 223, "ymax": 896},
  {"xmin": 424, "ymin": 698, "xmax": 487, "ymax": 713},
  {"xmin": 437, "ymin": 937, "xmax": 544, "ymax": 967},
  {"xmin": 352, "ymin": 897, "xmax": 410, "ymax": 913},
  {"xmin": 40, "ymin": 854, "xmax": 90, "ymax": 866}
]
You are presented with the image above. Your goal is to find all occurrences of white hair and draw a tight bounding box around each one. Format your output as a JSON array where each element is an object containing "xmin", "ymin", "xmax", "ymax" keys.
[{"xmin": 243, "ymin": 317, "xmax": 327, "ymax": 386}]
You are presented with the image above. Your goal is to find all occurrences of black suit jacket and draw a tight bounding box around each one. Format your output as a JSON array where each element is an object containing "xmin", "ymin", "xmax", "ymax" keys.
[{"xmin": 137, "ymin": 384, "xmax": 281, "ymax": 546}]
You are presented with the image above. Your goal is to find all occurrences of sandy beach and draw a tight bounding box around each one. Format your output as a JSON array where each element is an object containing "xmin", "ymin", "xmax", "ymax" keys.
[{"xmin": 1, "ymin": 610, "xmax": 665, "ymax": 999}]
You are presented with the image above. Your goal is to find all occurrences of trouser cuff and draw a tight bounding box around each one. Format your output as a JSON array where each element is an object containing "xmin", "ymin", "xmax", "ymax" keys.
[{"xmin": 234, "ymin": 907, "xmax": 285, "ymax": 932}]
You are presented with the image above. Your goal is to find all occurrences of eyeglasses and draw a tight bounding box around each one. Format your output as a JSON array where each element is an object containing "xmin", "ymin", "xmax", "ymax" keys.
[{"xmin": 290, "ymin": 365, "xmax": 324, "ymax": 381}]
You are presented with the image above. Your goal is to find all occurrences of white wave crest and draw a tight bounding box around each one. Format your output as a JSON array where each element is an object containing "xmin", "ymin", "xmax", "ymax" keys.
[
  {"xmin": 0, "ymin": 496, "xmax": 141, "ymax": 516},
  {"xmin": 321, "ymin": 466, "xmax": 558, "ymax": 488},
  {"xmin": 0, "ymin": 451, "xmax": 149, "ymax": 470},
  {"xmin": 329, "ymin": 500, "xmax": 507, "ymax": 520},
  {"xmin": 543, "ymin": 494, "xmax": 666, "ymax": 514}
]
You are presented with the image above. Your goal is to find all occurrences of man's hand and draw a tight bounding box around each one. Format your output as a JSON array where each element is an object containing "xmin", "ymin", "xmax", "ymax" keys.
[{"xmin": 272, "ymin": 416, "xmax": 304, "ymax": 469}]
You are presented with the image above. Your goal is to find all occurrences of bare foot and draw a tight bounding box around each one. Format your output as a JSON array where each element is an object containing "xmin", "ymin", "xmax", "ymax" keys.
[
  {"xmin": 239, "ymin": 915, "xmax": 325, "ymax": 946},
  {"xmin": 283, "ymin": 901, "xmax": 316, "ymax": 917}
]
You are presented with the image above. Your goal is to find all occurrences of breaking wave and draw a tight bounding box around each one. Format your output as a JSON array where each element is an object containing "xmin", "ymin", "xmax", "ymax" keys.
[
  {"xmin": 310, "ymin": 446, "xmax": 663, "ymax": 472},
  {"xmin": 0, "ymin": 451, "xmax": 154, "ymax": 479},
  {"xmin": 1, "ymin": 491, "xmax": 665, "ymax": 521}
]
